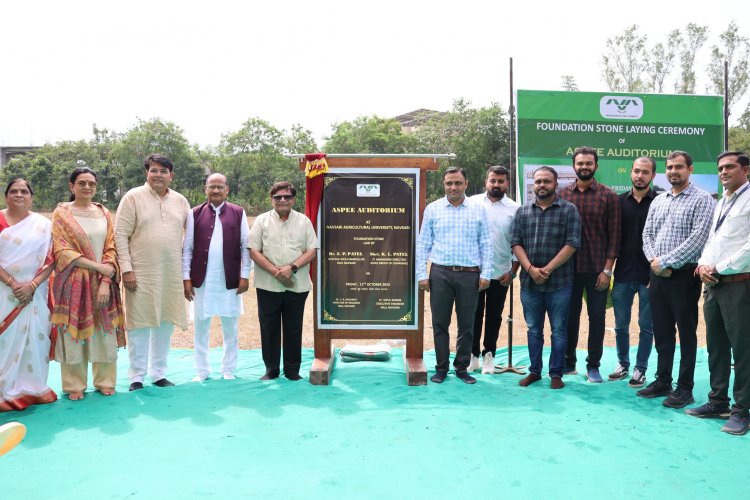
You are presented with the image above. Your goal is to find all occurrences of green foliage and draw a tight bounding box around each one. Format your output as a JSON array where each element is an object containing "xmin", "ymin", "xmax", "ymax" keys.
[
  {"xmin": 214, "ymin": 118, "xmax": 314, "ymax": 213},
  {"xmin": 675, "ymin": 24, "xmax": 709, "ymax": 94},
  {"xmin": 602, "ymin": 25, "xmax": 648, "ymax": 92},
  {"xmin": 413, "ymin": 99, "xmax": 510, "ymax": 202},
  {"xmin": 324, "ymin": 116, "xmax": 417, "ymax": 154},
  {"xmin": 728, "ymin": 126, "xmax": 750, "ymax": 152}
]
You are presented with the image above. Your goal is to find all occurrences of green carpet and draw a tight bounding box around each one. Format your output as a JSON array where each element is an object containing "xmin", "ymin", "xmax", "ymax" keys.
[{"xmin": 0, "ymin": 346, "xmax": 744, "ymax": 498}]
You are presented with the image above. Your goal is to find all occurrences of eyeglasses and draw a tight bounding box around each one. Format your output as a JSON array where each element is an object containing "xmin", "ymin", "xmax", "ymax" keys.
[
  {"xmin": 271, "ymin": 194, "xmax": 294, "ymax": 201},
  {"xmin": 75, "ymin": 181, "xmax": 97, "ymax": 188}
]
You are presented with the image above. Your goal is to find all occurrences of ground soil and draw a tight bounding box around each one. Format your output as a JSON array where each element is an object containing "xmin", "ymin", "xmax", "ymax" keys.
[{"xmin": 172, "ymin": 217, "xmax": 709, "ymax": 355}]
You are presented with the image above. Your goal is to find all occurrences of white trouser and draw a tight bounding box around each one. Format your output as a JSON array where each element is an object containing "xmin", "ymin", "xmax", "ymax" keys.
[
  {"xmin": 193, "ymin": 316, "xmax": 239, "ymax": 378},
  {"xmin": 127, "ymin": 322, "xmax": 174, "ymax": 383}
]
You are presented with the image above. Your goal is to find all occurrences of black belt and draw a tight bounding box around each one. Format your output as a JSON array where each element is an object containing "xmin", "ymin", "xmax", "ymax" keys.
[{"xmin": 433, "ymin": 263, "xmax": 480, "ymax": 273}]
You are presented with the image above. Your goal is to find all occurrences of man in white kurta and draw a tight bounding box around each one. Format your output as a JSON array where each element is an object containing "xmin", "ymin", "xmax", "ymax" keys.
[
  {"xmin": 115, "ymin": 154, "xmax": 190, "ymax": 391},
  {"xmin": 182, "ymin": 173, "xmax": 252, "ymax": 381}
]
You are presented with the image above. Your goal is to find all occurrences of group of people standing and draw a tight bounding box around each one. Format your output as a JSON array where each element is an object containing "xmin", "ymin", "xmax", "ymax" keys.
[
  {"xmin": 0, "ymin": 153, "xmax": 317, "ymax": 412},
  {"xmin": 417, "ymin": 147, "xmax": 750, "ymax": 436}
]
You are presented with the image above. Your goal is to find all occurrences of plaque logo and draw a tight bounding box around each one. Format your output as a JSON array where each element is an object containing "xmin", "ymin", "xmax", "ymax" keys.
[
  {"xmin": 599, "ymin": 96, "xmax": 643, "ymax": 119},
  {"xmin": 356, "ymin": 183, "xmax": 380, "ymax": 197}
]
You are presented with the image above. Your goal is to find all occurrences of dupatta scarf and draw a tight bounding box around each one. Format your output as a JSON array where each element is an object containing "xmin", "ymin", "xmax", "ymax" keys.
[{"xmin": 51, "ymin": 203, "xmax": 125, "ymax": 345}]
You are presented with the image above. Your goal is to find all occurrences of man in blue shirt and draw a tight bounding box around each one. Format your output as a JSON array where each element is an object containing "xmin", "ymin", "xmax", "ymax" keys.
[{"xmin": 416, "ymin": 167, "xmax": 493, "ymax": 384}]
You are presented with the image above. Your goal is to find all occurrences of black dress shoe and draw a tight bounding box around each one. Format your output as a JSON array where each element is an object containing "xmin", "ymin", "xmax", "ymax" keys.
[
  {"xmin": 129, "ymin": 382, "xmax": 144, "ymax": 391},
  {"xmin": 430, "ymin": 371, "xmax": 447, "ymax": 384},
  {"xmin": 153, "ymin": 378, "xmax": 175, "ymax": 387},
  {"xmin": 455, "ymin": 371, "xmax": 477, "ymax": 384},
  {"xmin": 260, "ymin": 373, "xmax": 279, "ymax": 381},
  {"xmin": 285, "ymin": 373, "xmax": 303, "ymax": 381}
]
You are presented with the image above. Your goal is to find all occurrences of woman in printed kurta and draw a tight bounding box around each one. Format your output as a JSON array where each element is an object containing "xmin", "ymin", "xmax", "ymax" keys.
[
  {"xmin": 51, "ymin": 167, "xmax": 125, "ymax": 400},
  {"xmin": 0, "ymin": 179, "xmax": 57, "ymax": 411}
]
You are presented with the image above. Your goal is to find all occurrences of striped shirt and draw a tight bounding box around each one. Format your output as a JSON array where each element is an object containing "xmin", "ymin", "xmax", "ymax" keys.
[
  {"xmin": 642, "ymin": 183, "xmax": 715, "ymax": 269},
  {"xmin": 511, "ymin": 196, "xmax": 581, "ymax": 291},
  {"xmin": 416, "ymin": 196, "xmax": 493, "ymax": 281}
]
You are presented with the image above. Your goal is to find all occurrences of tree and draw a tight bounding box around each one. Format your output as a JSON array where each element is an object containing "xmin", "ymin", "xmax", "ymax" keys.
[
  {"xmin": 324, "ymin": 116, "xmax": 417, "ymax": 154},
  {"xmin": 561, "ymin": 75, "xmax": 579, "ymax": 91},
  {"xmin": 602, "ymin": 25, "xmax": 647, "ymax": 92},
  {"xmin": 706, "ymin": 21, "xmax": 750, "ymax": 114},
  {"xmin": 109, "ymin": 118, "xmax": 205, "ymax": 205},
  {"xmin": 413, "ymin": 99, "xmax": 510, "ymax": 201},
  {"xmin": 645, "ymin": 30, "xmax": 680, "ymax": 93},
  {"xmin": 674, "ymin": 24, "xmax": 709, "ymax": 94},
  {"xmin": 214, "ymin": 118, "xmax": 312, "ymax": 213}
]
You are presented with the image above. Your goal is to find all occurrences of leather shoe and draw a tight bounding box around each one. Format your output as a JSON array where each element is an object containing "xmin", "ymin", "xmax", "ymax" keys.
[
  {"xmin": 285, "ymin": 373, "xmax": 303, "ymax": 381},
  {"xmin": 519, "ymin": 373, "xmax": 542, "ymax": 387},
  {"xmin": 551, "ymin": 377, "xmax": 565, "ymax": 389},
  {"xmin": 260, "ymin": 373, "xmax": 279, "ymax": 381},
  {"xmin": 430, "ymin": 371, "xmax": 447, "ymax": 384},
  {"xmin": 129, "ymin": 382, "xmax": 144, "ymax": 392},
  {"xmin": 153, "ymin": 378, "xmax": 175, "ymax": 387},
  {"xmin": 455, "ymin": 371, "xmax": 477, "ymax": 384}
]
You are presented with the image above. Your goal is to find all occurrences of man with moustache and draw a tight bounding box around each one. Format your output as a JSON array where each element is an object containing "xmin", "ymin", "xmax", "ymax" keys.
[
  {"xmin": 558, "ymin": 146, "xmax": 621, "ymax": 383},
  {"xmin": 467, "ymin": 166, "xmax": 520, "ymax": 374},
  {"xmin": 512, "ymin": 166, "xmax": 580, "ymax": 389},
  {"xmin": 417, "ymin": 166, "xmax": 492, "ymax": 385},
  {"xmin": 638, "ymin": 151, "xmax": 714, "ymax": 408},
  {"xmin": 688, "ymin": 152, "xmax": 750, "ymax": 435},
  {"xmin": 115, "ymin": 154, "xmax": 191, "ymax": 391},
  {"xmin": 182, "ymin": 173, "xmax": 252, "ymax": 382},
  {"xmin": 608, "ymin": 157, "xmax": 657, "ymax": 387}
]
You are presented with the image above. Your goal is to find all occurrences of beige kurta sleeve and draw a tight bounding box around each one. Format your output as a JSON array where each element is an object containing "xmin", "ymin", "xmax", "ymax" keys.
[{"xmin": 114, "ymin": 191, "xmax": 137, "ymax": 274}]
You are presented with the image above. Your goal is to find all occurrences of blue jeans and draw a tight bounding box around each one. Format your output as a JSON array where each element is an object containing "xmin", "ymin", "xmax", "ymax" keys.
[
  {"xmin": 611, "ymin": 281, "xmax": 654, "ymax": 373},
  {"xmin": 520, "ymin": 284, "xmax": 572, "ymax": 377}
]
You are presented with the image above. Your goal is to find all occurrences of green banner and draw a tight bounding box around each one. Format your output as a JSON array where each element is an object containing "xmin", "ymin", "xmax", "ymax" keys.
[{"xmin": 517, "ymin": 90, "xmax": 724, "ymax": 200}]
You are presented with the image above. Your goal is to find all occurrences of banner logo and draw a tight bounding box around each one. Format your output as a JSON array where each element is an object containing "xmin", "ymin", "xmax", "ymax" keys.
[
  {"xmin": 356, "ymin": 184, "xmax": 380, "ymax": 197},
  {"xmin": 600, "ymin": 96, "xmax": 643, "ymax": 119}
]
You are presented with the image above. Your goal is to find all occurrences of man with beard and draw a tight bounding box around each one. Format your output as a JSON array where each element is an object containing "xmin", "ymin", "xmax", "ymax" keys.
[
  {"xmin": 512, "ymin": 167, "xmax": 580, "ymax": 389},
  {"xmin": 558, "ymin": 146, "xmax": 621, "ymax": 383},
  {"xmin": 689, "ymin": 151, "xmax": 750, "ymax": 435},
  {"xmin": 638, "ymin": 151, "xmax": 714, "ymax": 408},
  {"xmin": 608, "ymin": 157, "xmax": 657, "ymax": 387},
  {"xmin": 468, "ymin": 166, "xmax": 520, "ymax": 374}
]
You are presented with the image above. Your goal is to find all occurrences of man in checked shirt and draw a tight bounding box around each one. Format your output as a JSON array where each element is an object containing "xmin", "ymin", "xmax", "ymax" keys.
[
  {"xmin": 558, "ymin": 146, "xmax": 621, "ymax": 383},
  {"xmin": 637, "ymin": 150, "xmax": 715, "ymax": 408}
]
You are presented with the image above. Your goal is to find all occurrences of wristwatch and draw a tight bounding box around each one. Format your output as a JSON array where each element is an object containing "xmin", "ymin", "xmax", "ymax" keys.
[
  {"xmin": 290, "ymin": 263, "xmax": 298, "ymax": 274},
  {"xmin": 602, "ymin": 269, "xmax": 613, "ymax": 277}
]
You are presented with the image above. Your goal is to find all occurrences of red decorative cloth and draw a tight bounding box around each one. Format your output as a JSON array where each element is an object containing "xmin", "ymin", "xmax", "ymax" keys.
[{"xmin": 304, "ymin": 153, "xmax": 328, "ymax": 232}]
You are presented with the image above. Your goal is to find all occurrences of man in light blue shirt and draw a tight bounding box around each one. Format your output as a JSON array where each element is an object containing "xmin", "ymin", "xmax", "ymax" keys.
[{"xmin": 416, "ymin": 167, "xmax": 493, "ymax": 384}]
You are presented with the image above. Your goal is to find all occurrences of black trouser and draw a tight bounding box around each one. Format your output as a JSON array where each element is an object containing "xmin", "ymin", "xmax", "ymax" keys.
[
  {"xmin": 256, "ymin": 288, "xmax": 309, "ymax": 377},
  {"xmin": 564, "ymin": 272, "xmax": 608, "ymax": 371},
  {"xmin": 429, "ymin": 265, "xmax": 479, "ymax": 373},
  {"xmin": 648, "ymin": 266, "xmax": 700, "ymax": 390},
  {"xmin": 472, "ymin": 279, "xmax": 509, "ymax": 357},
  {"xmin": 704, "ymin": 280, "xmax": 750, "ymax": 416}
]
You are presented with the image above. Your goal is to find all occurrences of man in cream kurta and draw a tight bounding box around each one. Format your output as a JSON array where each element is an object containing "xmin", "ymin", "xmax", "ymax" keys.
[
  {"xmin": 115, "ymin": 154, "xmax": 190, "ymax": 391},
  {"xmin": 249, "ymin": 181, "xmax": 318, "ymax": 381}
]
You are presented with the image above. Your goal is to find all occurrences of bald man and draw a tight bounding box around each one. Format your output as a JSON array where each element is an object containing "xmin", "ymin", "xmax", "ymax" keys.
[{"xmin": 182, "ymin": 173, "xmax": 252, "ymax": 382}]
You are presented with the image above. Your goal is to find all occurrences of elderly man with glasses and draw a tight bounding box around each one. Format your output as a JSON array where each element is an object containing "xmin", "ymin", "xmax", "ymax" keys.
[
  {"xmin": 248, "ymin": 182, "xmax": 318, "ymax": 381},
  {"xmin": 182, "ymin": 173, "xmax": 252, "ymax": 382}
]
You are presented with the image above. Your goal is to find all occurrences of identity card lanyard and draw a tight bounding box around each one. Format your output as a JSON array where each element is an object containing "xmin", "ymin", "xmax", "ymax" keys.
[{"xmin": 715, "ymin": 183, "xmax": 750, "ymax": 232}]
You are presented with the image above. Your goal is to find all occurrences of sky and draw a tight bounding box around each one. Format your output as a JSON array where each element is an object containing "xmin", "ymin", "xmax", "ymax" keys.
[{"xmin": 0, "ymin": 0, "xmax": 746, "ymax": 149}]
